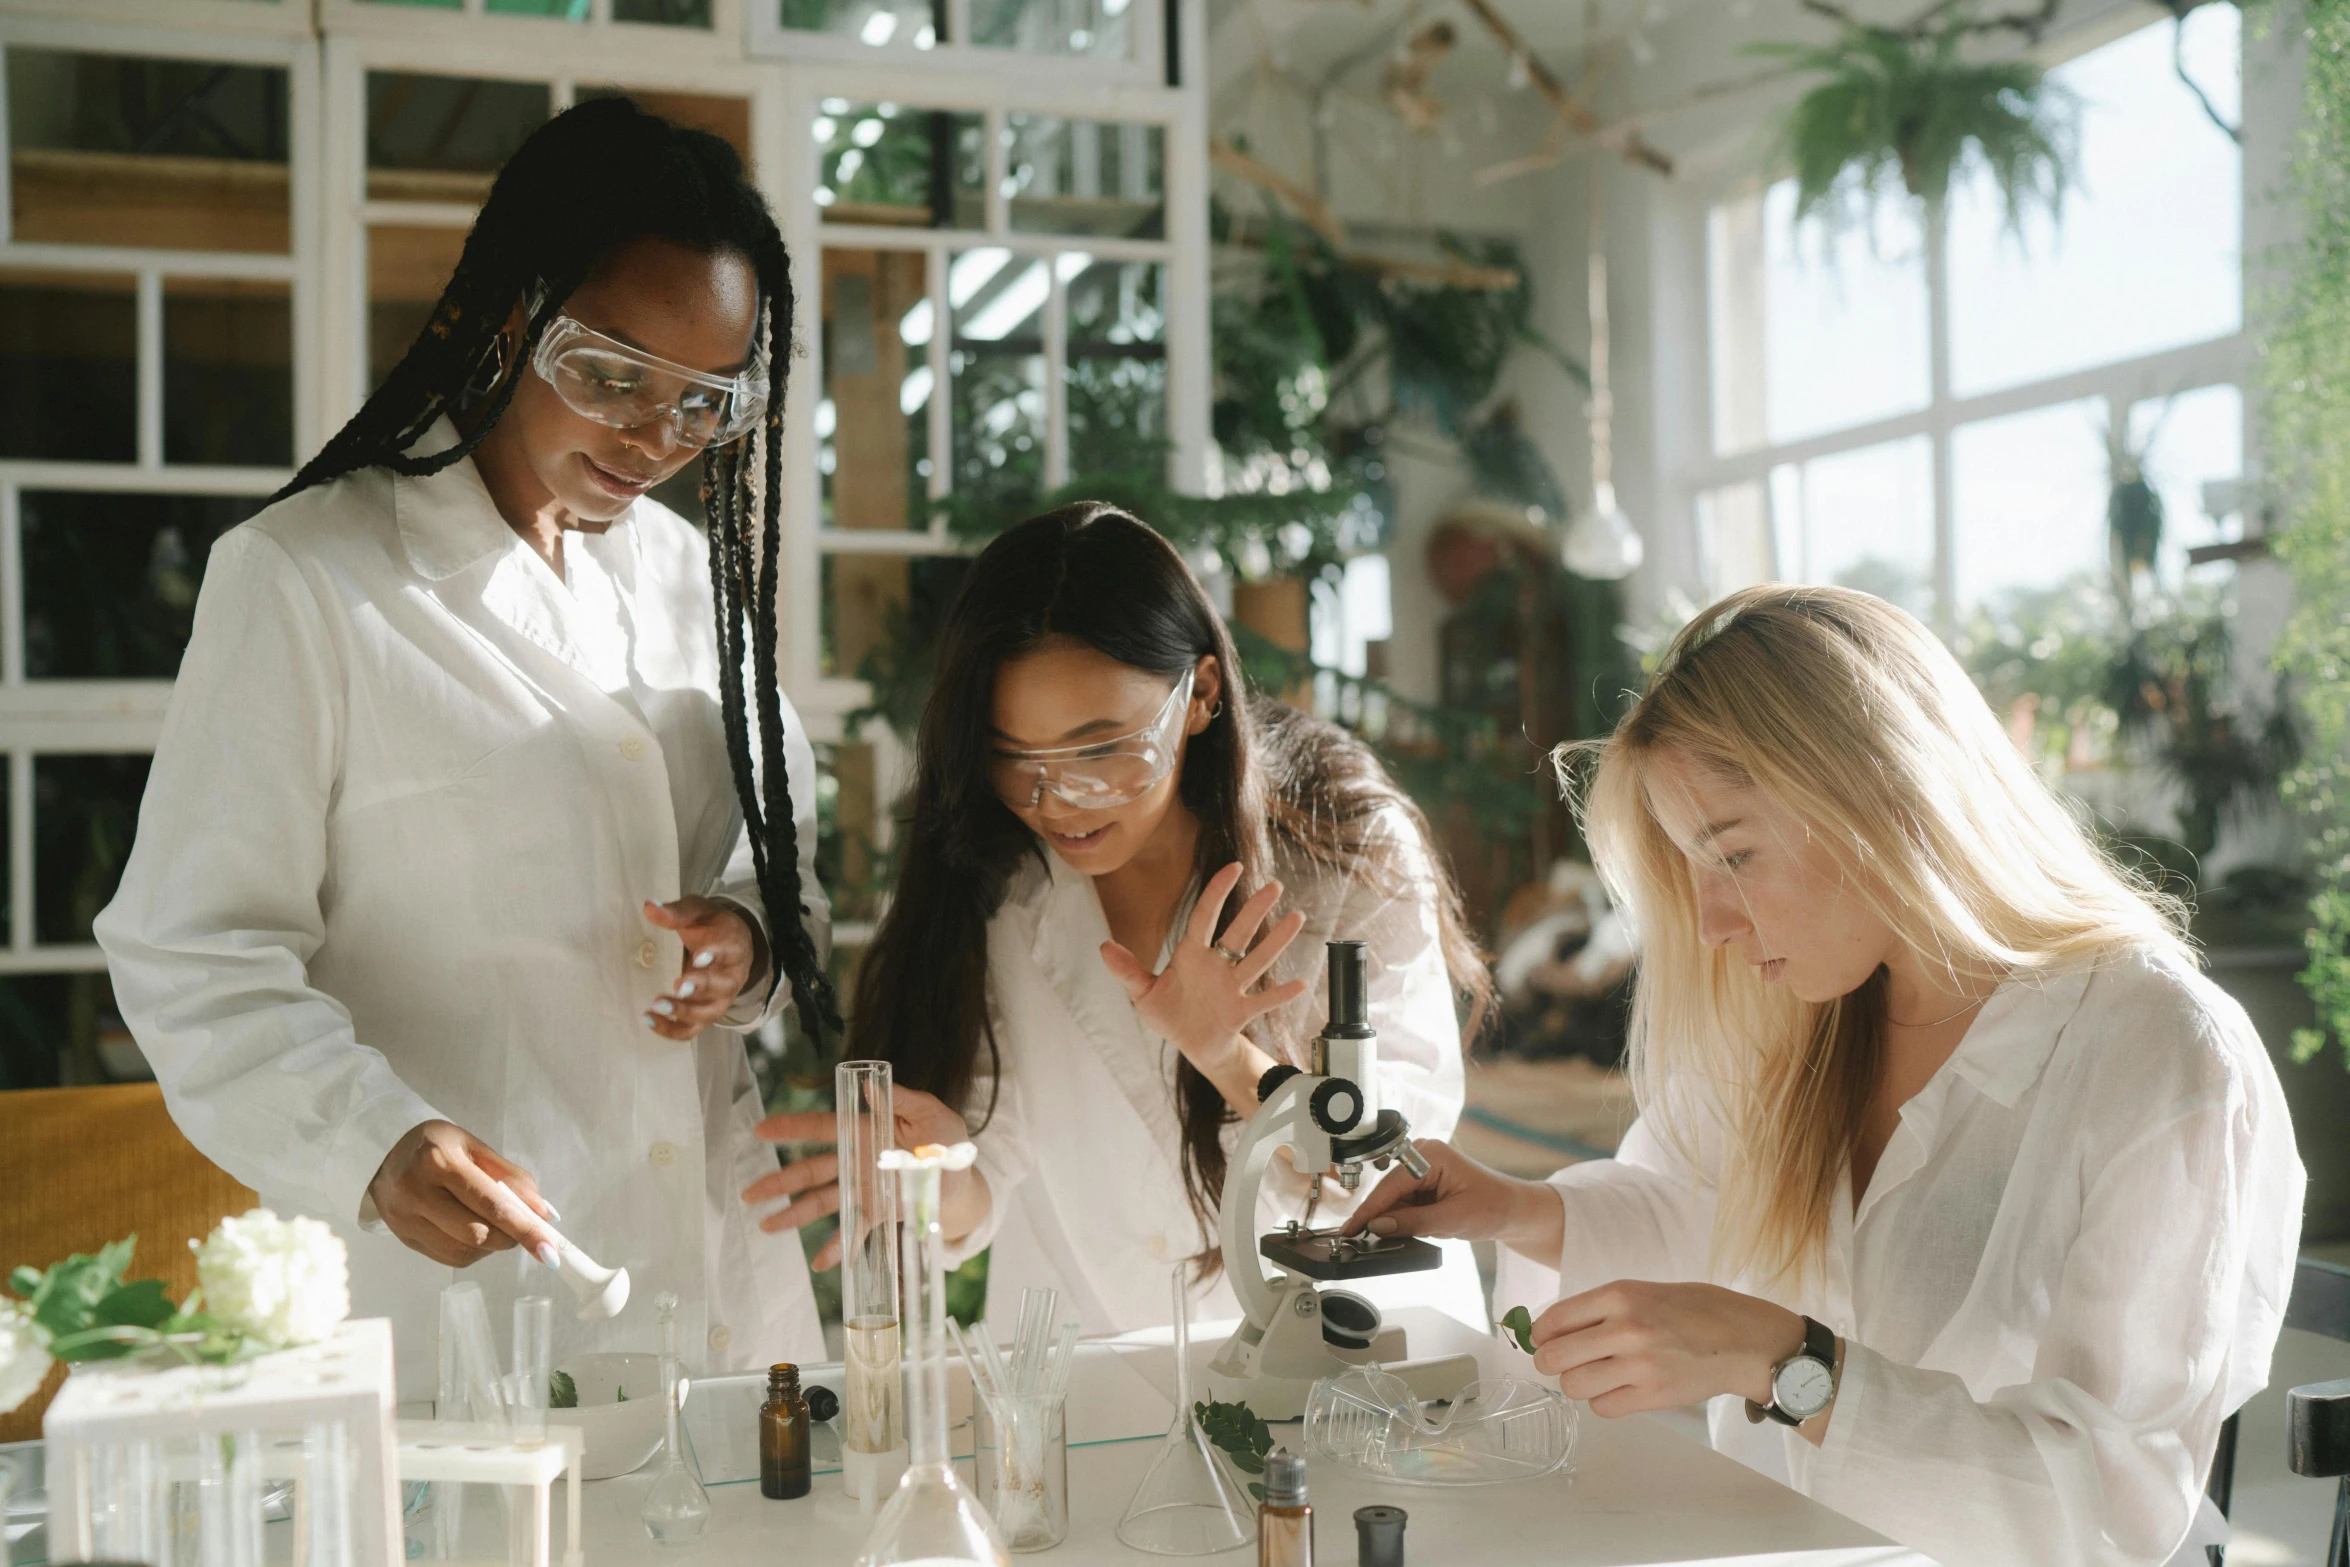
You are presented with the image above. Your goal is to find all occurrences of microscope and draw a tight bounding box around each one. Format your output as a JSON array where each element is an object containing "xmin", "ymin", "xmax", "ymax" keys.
[{"xmin": 1205, "ymin": 940, "xmax": 1481, "ymax": 1418}]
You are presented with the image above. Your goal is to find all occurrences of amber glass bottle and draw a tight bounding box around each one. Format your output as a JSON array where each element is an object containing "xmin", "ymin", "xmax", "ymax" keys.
[
  {"xmin": 1257, "ymin": 1449, "xmax": 1313, "ymax": 1567},
  {"xmin": 760, "ymin": 1362, "xmax": 812, "ymax": 1500}
]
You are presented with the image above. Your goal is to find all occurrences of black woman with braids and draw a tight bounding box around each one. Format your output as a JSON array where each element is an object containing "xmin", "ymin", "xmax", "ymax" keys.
[{"xmin": 95, "ymin": 97, "xmax": 837, "ymax": 1395}]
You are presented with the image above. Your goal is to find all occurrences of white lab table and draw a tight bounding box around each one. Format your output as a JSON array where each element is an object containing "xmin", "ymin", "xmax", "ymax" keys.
[
  {"xmin": 601, "ymin": 1308, "xmax": 1918, "ymax": 1567},
  {"xmin": 3, "ymin": 1308, "xmax": 1922, "ymax": 1566}
]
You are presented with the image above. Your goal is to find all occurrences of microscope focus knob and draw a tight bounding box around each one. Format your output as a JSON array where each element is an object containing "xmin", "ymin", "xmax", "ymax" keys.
[
  {"xmin": 1257, "ymin": 1063, "xmax": 1302, "ymax": 1103},
  {"xmin": 1309, "ymin": 1078, "xmax": 1365, "ymax": 1135}
]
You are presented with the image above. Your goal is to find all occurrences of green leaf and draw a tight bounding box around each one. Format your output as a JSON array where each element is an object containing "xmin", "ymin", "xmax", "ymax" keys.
[
  {"xmin": 8, "ymin": 1266, "xmax": 40, "ymax": 1299},
  {"xmin": 1498, "ymin": 1305, "xmax": 1537, "ymax": 1356},
  {"xmin": 549, "ymin": 1370, "xmax": 579, "ymax": 1410},
  {"xmin": 616, "ymin": 1386, "xmax": 628, "ymax": 1403},
  {"xmin": 1248, "ymin": 1481, "xmax": 1266, "ymax": 1503},
  {"xmin": 1194, "ymin": 1398, "xmax": 1273, "ymax": 1474},
  {"xmin": 96, "ymin": 1279, "xmax": 178, "ymax": 1333}
]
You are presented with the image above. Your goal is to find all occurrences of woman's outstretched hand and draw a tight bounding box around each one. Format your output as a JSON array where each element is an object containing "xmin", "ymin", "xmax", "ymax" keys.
[
  {"xmin": 1099, "ymin": 861, "xmax": 1310, "ymax": 1112},
  {"xmin": 746, "ymin": 1085, "xmax": 982, "ymax": 1268},
  {"xmin": 642, "ymin": 896, "xmax": 768, "ymax": 1039},
  {"xmin": 1342, "ymin": 1139, "xmax": 1567, "ymax": 1264},
  {"xmin": 1527, "ymin": 1281, "xmax": 1813, "ymax": 1428}
]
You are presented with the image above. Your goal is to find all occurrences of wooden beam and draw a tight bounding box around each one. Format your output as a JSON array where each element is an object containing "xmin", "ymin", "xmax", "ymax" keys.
[
  {"xmin": 1455, "ymin": 0, "xmax": 1675, "ymax": 179},
  {"xmin": 1209, "ymin": 138, "xmax": 1349, "ymax": 248}
]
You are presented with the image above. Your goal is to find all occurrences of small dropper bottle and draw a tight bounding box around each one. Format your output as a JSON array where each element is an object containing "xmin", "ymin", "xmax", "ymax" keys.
[
  {"xmin": 760, "ymin": 1363, "xmax": 812, "ymax": 1500},
  {"xmin": 1257, "ymin": 1449, "xmax": 1313, "ymax": 1567}
]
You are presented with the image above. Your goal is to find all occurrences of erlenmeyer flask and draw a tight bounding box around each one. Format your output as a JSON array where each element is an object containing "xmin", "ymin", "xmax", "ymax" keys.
[
  {"xmin": 1116, "ymin": 1265, "xmax": 1255, "ymax": 1555},
  {"xmin": 855, "ymin": 1143, "xmax": 1010, "ymax": 1567},
  {"xmin": 641, "ymin": 1292, "xmax": 712, "ymax": 1545}
]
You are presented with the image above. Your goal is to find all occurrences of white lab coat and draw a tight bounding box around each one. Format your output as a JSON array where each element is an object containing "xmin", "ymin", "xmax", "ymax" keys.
[
  {"xmin": 952, "ymin": 803, "xmax": 1487, "ymax": 1335},
  {"xmin": 1506, "ymin": 947, "xmax": 2303, "ymax": 1567},
  {"xmin": 94, "ymin": 428, "xmax": 826, "ymax": 1402}
]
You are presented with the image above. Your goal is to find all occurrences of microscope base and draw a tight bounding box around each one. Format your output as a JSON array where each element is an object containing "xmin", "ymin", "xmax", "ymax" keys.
[{"xmin": 1203, "ymin": 1276, "xmax": 1479, "ymax": 1418}]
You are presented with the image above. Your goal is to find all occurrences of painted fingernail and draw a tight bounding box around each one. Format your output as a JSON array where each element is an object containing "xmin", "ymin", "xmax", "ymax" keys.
[
  {"xmin": 643, "ymin": 1015, "xmax": 660, "ymax": 1031},
  {"xmin": 536, "ymin": 1243, "xmax": 560, "ymax": 1268},
  {"xmin": 694, "ymin": 951, "xmax": 716, "ymax": 969},
  {"xmin": 652, "ymin": 999, "xmax": 675, "ymax": 1017},
  {"xmin": 543, "ymin": 1201, "xmax": 560, "ymax": 1222},
  {"xmin": 679, "ymin": 981, "xmax": 697, "ymax": 998}
]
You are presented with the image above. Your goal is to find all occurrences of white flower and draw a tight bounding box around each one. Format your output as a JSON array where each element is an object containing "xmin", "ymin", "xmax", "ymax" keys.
[
  {"xmin": 0, "ymin": 1300, "xmax": 52, "ymax": 1416},
  {"xmin": 193, "ymin": 1209, "xmax": 350, "ymax": 1350}
]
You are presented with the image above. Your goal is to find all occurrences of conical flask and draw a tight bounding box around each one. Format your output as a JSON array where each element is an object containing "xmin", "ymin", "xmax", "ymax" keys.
[
  {"xmin": 641, "ymin": 1292, "xmax": 712, "ymax": 1544},
  {"xmin": 855, "ymin": 1143, "xmax": 1010, "ymax": 1567},
  {"xmin": 1115, "ymin": 1266, "xmax": 1255, "ymax": 1555}
]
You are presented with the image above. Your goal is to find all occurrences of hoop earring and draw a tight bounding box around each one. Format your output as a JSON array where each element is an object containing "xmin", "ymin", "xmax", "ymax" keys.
[{"xmin": 1207, "ymin": 700, "xmax": 1224, "ymax": 719}]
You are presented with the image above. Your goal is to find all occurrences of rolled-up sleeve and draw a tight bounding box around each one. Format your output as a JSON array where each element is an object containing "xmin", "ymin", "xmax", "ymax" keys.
[
  {"xmin": 1802, "ymin": 1069, "xmax": 2300, "ymax": 1567},
  {"xmin": 94, "ymin": 529, "xmax": 443, "ymax": 1231}
]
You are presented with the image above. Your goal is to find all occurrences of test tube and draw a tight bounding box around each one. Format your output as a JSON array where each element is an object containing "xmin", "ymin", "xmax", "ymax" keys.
[
  {"xmin": 510, "ymin": 1296, "xmax": 554, "ymax": 1449},
  {"xmin": 836, "ymin": 1059, "xmax": 906, "ymax": 1504}
]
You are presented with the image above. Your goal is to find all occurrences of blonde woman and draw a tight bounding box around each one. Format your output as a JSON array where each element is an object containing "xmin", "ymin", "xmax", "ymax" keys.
[{"xmin": 1347, "ymin": 585, "xmax": 2303, "ymax": 1567}]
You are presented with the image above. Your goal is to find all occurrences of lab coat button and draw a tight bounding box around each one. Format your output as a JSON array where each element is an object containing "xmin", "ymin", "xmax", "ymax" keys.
[
  {"xmin": 708, "ymin": 1324, "xmax": 732, "ymax": 1352},
  {"xmin": 635, "ymin": 939, "xmax": 658, "ymax": 969},
  {"xmin": 619, "ymin": 736, "xmax": 648, "ymax": 761},
  {"xmin": 649, "ymin": 1141, "xmax": 678, "ymax": 1168},
  {"xmin": 1146, "ymin": 1234, "xmax": 1168, "ymax": 1258}
]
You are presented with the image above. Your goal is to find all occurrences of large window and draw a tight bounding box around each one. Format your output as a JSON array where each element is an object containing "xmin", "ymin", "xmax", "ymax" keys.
[{"xmin": 1697, "ymin": 9, "xmax": 2244, "ymax": 633}]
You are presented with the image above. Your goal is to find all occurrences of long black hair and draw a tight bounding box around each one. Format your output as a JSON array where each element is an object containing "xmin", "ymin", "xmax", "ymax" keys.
[
  {"xmin": 850, "ymin": 502, "xmax": 1490, "ymax": 1262},
  {"xmin": 276, "ymin": 96, "xmax": 836, "ymax": 1043}
]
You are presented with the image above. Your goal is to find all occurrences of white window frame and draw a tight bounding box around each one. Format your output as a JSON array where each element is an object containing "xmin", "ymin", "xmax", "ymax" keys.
[
  {"xmin": 0, "ymin": 11, "xmax": 321, "ymax": 977},
  {"xmin": 747, "ymin": 0, "xmax": 1166, "ymax": 93},
  {"xmin": 1682, "ymin": 14, "xmax": 2249, "ymax": 640}
]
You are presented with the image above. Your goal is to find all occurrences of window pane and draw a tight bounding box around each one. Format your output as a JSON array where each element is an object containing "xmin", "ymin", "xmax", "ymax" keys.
[
  {"xmin": 823, "ymin": 250, "xmax": 933, "ymax": 530},
  {"xmin": 815, "ymin": 739, "xmax": 885, "ymax": 926},
  {"xmin": 366, "ymin": 73, "xmax": 550, "ymax": 204},
  {"xmin": 950, "ymin": 248, "xmax": 1046, "ymax": 517},
  {"xmin": 369, "ymin": 225, "xmax": 469, "ymax": 392},
  {"xmin": 1768, "ymin": 436, "xmax": 1933, "ymax": 619},
  {"xmin": 819, "ymin": 552, "xmax": 967, "ymax": 680},
  {"xmin": 2130, "ymin": 383, "xmax": 2243, "ymax": 582},
  {"xmin": 818, "ymin": 102, "xmax": 983, "ymax": 227},
  {"xmin": 1952, "ymin": 399, "xmax": 2109, "ymax": 614},
  {"xmin": 781, "ymin": 0, "xmax": 940, "ymax": 48},
  {"xmin": 1005, "ymin": 116, "xmax": 1163, "ymax": 239},
  {"xmin": 359, "ymin": 0, "xmax": 463, "ymax": 9},
  {"xmin": 970, "ymin": 0, "xmax": 1135, "ymax": 59},
  {"xmin": 486, "ymin": 0, "xmax": 589, "ymax": 15},
  {"xmin": 614, "ymin": 0, "xmax": 715, "ymax": 22},
  {"xmin": 1695, "ymin": 480, "xmax": 1773, "ymax": 597},
  {"xmin": 0, "ymin": 976, "xmax": 67, "ymax": 1090},
  {"xmin": 580, "ymin": 88, "xmax": 748, "ymax": 164},
  {"xmin": 24, "ymin": 492, "xmax": 262, "ymax": 679},
  {"xmin": 1065, "ymin": 257, "xmax": 1166, "ymax": 478},
  {"xmin": 35, "ymin": 753, "xmax": 150, "ymax": 945},
  {"xmin": 1713, "ymin": 182, "xmax": 1929, "ymax": 452},
  {"xmin": 1947, "ymin": 11, "xmax": 2240, "ymax": 397},
  {"xmin": 0, "ymin": 274, "xmax": 134, "ymax": 463},
  {"xmin": 165, "ymin": 281, "xmax": 292, "ymax": 467},
  {"xmin": 7, "ymin": 50, "xmax": 290, "ymax": 253}
]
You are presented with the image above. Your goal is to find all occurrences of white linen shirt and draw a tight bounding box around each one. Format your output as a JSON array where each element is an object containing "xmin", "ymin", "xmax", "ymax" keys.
[
  {"xmin": 954, "ymin": 805, "xmax": 1487, "ymax": 1333},
  {"xmin": 94, "ymin": 434, "xmax": 827, "ymax": 1401},
  {"xmin": 1521, "ymin": 948, "xmax": 2303, "ymax": 1566}
]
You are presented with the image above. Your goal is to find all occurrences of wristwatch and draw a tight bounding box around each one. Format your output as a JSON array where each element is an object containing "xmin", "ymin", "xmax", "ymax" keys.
[{"xmin": 1744, "ymin": 1315, "xmax": 1838, "ymax": 1427}]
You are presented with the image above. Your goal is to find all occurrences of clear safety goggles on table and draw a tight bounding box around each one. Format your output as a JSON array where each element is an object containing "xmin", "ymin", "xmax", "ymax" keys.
[
  {"xmin": 531, "ymin": 314, "xmax": 768, "ymax": 450},
  {"xmin": 988, "ymin": 668, "xmax": 1195, "ymax": 811}
]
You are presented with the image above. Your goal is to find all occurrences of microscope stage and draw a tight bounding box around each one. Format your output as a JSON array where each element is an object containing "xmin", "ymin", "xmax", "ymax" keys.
[{"xmin": 1258, "ymin": 1230, "xmax": 1443, "ymax": 1281}]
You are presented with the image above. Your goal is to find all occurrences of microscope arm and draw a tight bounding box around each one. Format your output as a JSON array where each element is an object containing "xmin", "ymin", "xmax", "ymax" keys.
[{"xmin": 1219, "ymin": 1076, "xmax": 1323, "ymax": 1331}]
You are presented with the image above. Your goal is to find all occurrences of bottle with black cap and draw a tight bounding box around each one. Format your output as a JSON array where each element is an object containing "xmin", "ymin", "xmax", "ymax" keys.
[
  {"xmin": 1353, "ymin": 1504, "xmax": 1406, "ymax": 1567},
  {"xmin": 1257, "ymin": 1448, "xmax": 1314, "ymax": 1567}
]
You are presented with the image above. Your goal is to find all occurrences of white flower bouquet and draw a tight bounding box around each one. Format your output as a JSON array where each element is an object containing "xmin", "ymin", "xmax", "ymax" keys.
[{"xmin": 1, "ymin": 1208, "xmax": 351, "ymax": 1416}]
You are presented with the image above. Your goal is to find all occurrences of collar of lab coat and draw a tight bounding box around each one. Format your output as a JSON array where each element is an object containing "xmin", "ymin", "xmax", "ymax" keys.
[
  {"xmin": 390, "ymin": 417, "xmax": 643, "ymax": 586},
  {"xmin": 1012, "ymin": 845, "xmax": 1189, "ymax": 1162}
]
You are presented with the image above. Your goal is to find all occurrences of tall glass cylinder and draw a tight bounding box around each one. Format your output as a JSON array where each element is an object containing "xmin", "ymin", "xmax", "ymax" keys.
[
  {"xmin": 854, "ymin": 1145, "xmax": 1008, "ymax": 1567},
  {"xmin": 837, "ymin": 1059, "xmax": 906, "ymax": 1502}
]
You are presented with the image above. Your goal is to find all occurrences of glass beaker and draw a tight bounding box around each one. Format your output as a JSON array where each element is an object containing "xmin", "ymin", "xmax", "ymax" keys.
[
  {"xmin": 854, "ymin": 1143, "xmax": 1009, "ymax": 1567},
  {"xmin": 975, "ymin": 1392, "xmax": 1068, "ymax": 1552},
  {"xmin": 838, "ymin": 1060, "xmax": 907, "ymax": 1505}
]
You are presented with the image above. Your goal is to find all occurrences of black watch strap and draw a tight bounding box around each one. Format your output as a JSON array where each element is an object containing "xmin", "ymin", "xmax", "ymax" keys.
[{"xmin": 1744, "ymin": 1315, "xmax": 1837, "ymax": 1428}]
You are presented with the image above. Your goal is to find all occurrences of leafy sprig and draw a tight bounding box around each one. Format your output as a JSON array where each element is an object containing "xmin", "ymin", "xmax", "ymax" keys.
[
  {"xmin": 1498, "ymin": 1306, "xmax": 1538, "ymax": 1356},
  {"xmin": 1195, "ymin": 1397, "xmax": 1275, "ymax": 1502},
  {"xmin": 8, "ymin": 1236, "xmax": 248, "ymax": 1367}
]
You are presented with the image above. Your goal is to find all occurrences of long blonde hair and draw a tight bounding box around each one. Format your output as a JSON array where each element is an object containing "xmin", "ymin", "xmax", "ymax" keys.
[{"xmin": 1566, "ymin": 585, "xmax": 2189, "ymax": 1288}]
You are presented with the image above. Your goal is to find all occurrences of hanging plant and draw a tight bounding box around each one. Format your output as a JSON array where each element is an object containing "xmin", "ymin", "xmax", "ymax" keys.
[{"xmin": 1752, "ymin": 0, "xmax": 2077, "ymax": 230}]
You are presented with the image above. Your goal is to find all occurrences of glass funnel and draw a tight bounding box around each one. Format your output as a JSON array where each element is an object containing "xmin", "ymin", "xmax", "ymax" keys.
[
  {"xmin": 839, "ymin": 1059, "xmax": 908, "ymax": 1505},
  {"xmin": 855, "ymin": 1142, "xmax": 1010, "ymax": 1567},
  {"xmin": 1303, "ymin": 1367, "xmax": 1575, "ymax": 1486},
  {"xmin": 1114, "ymin": 1265, "xmax": 1255, "ymax": 1555},
  {"xmin": 641, "ymin": 1291, "xmax": 712, "ymax": 1544}
]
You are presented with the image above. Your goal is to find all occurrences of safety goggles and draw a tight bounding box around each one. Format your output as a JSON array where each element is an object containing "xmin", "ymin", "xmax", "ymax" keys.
[
  {"xmin": 989, "ymin": 669, "xmax": 1195, "ymax": 811},
  {"xmin": 531, "ymin": 314, "xmax": 769, "ymax": 450}
]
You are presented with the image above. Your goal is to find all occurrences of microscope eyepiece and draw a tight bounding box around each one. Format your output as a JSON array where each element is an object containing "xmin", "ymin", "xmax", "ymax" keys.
[{"xmin": 1324, "ymin": 940, "xmax": 1372, "ymax": 1039}]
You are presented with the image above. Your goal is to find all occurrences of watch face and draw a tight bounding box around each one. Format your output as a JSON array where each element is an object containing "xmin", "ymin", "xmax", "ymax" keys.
[{"xmin": 1775, "ymin": 1356, "xmax": 1835, "ymax": 1419}]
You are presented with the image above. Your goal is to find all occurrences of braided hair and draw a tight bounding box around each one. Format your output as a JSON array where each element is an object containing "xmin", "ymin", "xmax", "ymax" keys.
[{"xmin": 277, "ymin": 95, "xmax": 838, "ymax": 1044}]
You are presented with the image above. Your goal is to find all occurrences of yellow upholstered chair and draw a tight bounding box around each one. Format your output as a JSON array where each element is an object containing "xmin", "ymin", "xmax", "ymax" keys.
[{"xmin": 0, "ymin": 1084, "xmax": 255, "ymax": 1441}]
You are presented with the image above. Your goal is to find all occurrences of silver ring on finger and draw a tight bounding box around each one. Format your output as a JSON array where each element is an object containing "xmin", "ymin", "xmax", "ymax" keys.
[{"xmin": 1213, "ymin": 942, "xmax": 1247, "ymax": 965}]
